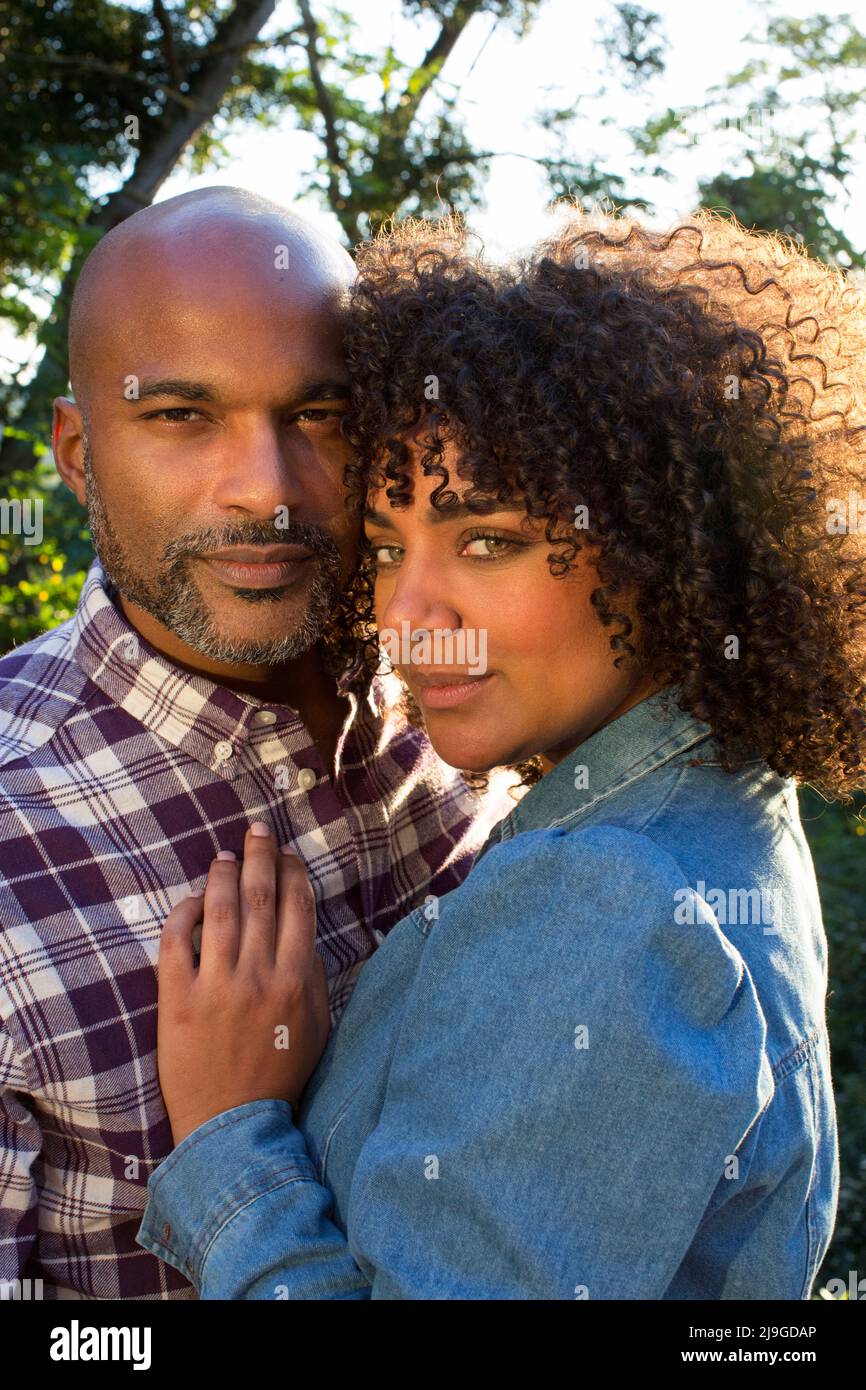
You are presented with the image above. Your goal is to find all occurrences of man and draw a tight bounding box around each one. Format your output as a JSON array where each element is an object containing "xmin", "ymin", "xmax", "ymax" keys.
[{"xmin": 0, "ymin": 188, "xmax": 503, "ymax": 1299}]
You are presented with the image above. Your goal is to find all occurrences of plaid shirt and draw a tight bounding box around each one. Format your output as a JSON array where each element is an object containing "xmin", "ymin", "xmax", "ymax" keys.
[{"xmin": 0, "ymin": 560, "xmax": 502, "ymax": 1300}]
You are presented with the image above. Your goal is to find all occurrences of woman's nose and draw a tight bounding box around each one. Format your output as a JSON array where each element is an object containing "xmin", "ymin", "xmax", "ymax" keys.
[{"xmin": 379, "ymin": 567, "xmax": 461, "ymax": 640}]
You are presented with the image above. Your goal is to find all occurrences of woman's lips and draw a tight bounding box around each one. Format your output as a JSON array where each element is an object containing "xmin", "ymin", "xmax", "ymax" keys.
[
  {"xmin": 198, "ymin": 550, "xmax": 313, "ymax": 590},
  {"xmin": 412, "ymin": 673, "xmax": 495, "ymax": 710}
]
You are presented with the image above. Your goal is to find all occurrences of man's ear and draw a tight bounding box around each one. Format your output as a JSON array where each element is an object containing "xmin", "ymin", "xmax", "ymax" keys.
[{"xmin": 52, "ymin": 397, "xmax": 86, "ymax": 506}]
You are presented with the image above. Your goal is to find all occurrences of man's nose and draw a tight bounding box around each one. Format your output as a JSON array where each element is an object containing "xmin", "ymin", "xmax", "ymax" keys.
[{"xmin": 211, "ymin": 418, "xmax": 305, "ymax": 518}]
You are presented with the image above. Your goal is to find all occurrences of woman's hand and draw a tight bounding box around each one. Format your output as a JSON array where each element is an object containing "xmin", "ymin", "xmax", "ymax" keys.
[{"xmin": 156, "ymin": 823, "xmax": 331, "ymax": 1147}]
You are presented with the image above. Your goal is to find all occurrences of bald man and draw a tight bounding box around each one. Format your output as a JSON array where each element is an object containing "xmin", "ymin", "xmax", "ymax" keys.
[{"xmin": 0, "ymin": 188, "xmax": 502, "ymax": 1299}]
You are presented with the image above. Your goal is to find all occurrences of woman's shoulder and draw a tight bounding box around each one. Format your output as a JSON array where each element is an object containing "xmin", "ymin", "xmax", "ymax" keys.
[
  {"xmin": 407, "ymin": 819, "xmax": 773, "ymax": 1143},
  {"xmin": 464, "ymin": 819, "xmax": 706, "ymax": 934},
  {"xmin": 437, "ymin": 821, "xmax": 759, "ymax": 1034}
]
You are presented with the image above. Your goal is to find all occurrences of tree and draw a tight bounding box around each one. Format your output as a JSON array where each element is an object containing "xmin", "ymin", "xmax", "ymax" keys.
[
  {"xmin": 1, "ymin": 0, "xmax": 288, "ymax": 471},
  {"xmin": 630, "ymin": 10, "xmax": 866, "ymax": 267},
  {"xmin": 2, "ymin": 0, "xmax": 557, "ymax": 473}
]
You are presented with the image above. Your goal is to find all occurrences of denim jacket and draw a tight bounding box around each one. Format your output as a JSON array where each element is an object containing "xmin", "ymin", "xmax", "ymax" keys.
[{"xmin": 137, "ymin": 687, "xmax": 839, "ymax": 1299}]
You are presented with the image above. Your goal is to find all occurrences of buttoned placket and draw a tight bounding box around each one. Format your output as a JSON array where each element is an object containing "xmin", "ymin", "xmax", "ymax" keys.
[{"xmin": 237, "ymin": 693, "xmax": 383, "ymax": 958}]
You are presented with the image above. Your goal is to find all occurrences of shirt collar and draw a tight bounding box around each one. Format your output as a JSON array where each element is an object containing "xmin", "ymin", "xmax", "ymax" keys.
[
  {"xmin": 69, "ymin": 558, "xmax": 380, "ymax": 772},
  {"xmin": 491, "ymin": 686, "xmax": 715, "ymax": 843}
]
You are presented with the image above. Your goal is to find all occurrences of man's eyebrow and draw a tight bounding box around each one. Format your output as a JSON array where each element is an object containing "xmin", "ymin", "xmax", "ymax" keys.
[
  {"xmin": 363, "ymin": 500, "xmax": 527, "ymax": 528},
  {"xmin": 130, "ymin": 377, "xmax": 351, "ymax": 405},
  {"xmin": 133, "ymin": 379, "xmax": 218, "ymax": 403}
]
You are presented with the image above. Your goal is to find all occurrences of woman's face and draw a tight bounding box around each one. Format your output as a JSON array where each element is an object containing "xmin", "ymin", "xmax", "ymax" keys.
[{"xmin": 364, "ymin": 440, "xmax": 661, "ymax": 773}]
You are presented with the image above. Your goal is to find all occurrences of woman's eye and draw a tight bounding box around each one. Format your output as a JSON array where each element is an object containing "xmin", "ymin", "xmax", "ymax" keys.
[
  {"xmin": 370, "ymin": 543, "xmax": 404, "ymax": 568},
  {"xmin": 460, "ymin": 534, "xmax": 515, "ymax": 558},
  {"xmin": 293, "ymin": 408, "xmax": 344, "ymax": 424}
]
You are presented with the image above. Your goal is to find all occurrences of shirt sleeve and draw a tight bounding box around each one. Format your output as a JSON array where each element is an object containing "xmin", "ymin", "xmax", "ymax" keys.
[
  {"xmin": 0, "ymin": 1026, "xmax": 41, "ymax": 1286},
  {"xmin": 137, "ymin": 824, "xmax": 775, "ymax": 1299}
]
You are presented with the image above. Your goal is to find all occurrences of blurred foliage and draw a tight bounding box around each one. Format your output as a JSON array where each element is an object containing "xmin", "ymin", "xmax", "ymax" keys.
[
  {"xmin": 632, "ymin": 9, "xmax": 866, "ymax": 266},
  {"xmin": 700, "ymin": 153, "xmax": 865, "ymax": 269},
  {"xmin": 0, "ymin": 448, "xmax": 91, "ymax": 649},
  {"xmin": 801, "ymin": 786, "xmax": 866, "ymax": 1292},
  {"xmin": 0, "ymin": 0, "xmax": 291, "ymax": 334}
]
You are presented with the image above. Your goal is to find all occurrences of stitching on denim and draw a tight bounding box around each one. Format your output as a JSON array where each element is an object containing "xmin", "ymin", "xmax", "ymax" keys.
[
  {"xmin": 544, "ymin": 728, "xmax": 714, "ymax": 833},
  {"xmin": 408, "ymin": 904, "xmax": 435, "ymax": 939},
  {"xmin": 799, "ymin": 1049, "xmax": 821, "ymax": 1299},
  {"xmin": 198, "ymin": 1171, "xmax": 316, "ymax": 1283},
  {"xmin": 770, "ymin": 1027, "xmax": 820, "ymax": 1083},
  {"xmin": 318, "ymin": 1083, "xmax": 365, "ymax": 1183},
  {"xmin": 631, "ymin": 762, "xmax": 692, "ymax": 836}
]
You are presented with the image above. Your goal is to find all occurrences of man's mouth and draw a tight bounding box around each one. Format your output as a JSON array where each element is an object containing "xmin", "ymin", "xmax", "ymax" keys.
[
  {"xmin": 196, "ymin": 545, "xmax": 315, "ymax": 591},
  {"xmin": 410, "ymin": 670, "xmax": 496, "ymax": 710}
]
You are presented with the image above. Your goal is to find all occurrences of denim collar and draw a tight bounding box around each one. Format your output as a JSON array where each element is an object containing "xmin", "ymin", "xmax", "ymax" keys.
[{"xmin": 486, "ymin": 686, "xmax": 715, "ymax": 847}]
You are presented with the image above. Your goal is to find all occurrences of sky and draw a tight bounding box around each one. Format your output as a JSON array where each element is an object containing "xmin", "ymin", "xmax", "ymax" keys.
[
  {"xmin": 4, "ymin": 0, "xmax": 866, "ymax": 378},
  {"xmin": 156, "ymin": 0, "xmax": 866, "ymax": 259}
]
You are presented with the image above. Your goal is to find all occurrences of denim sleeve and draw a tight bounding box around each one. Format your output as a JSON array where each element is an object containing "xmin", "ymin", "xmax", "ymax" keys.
[
  {"xmin": 137, "ymin": 824, "xmax": 775, "ymax": 1300},
  {"xmin": 136, "ymin": 1101, "xmax": 372, "ymax": 1299}
]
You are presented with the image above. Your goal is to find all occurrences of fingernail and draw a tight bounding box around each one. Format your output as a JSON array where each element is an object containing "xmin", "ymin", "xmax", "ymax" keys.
[
  {"xmin": 249, "ymin": 822, "xmax": 271, "ymax": 837},
  {"xmin": 189, "ymin": 888, "xmax": 205, "ymax": 898},
  {"xmin": 280, "ymin": 843, "xmax": 297, "ymax": 856},
  {"xmin": 216, "ymin": 850, "xmax": 237, "ymax": 861}
]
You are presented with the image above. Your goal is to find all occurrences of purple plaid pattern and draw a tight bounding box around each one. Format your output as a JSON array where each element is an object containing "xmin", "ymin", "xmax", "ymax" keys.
[{"xmin": 0, "ymin": 560, "xmax": 502, "ymax": 1300}]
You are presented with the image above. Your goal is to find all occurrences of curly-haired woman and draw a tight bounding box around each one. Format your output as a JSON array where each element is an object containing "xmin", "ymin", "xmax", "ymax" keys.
[{"xmin": 137, "ymin": 209, "xmax": 866, "ymax": 1299}]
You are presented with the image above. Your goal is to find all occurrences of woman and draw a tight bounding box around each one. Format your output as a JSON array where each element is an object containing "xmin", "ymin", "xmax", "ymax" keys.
[{"xmin": 136, "ymin": 209, "xmax": 865, "ymax": 1299}]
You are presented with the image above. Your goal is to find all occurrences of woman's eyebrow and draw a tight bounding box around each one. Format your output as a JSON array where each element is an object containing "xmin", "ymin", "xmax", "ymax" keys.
[
  {"xmin": 294, "ymin": 377, "xmax": 351, "ymax": 401},
  {"xmin": 363, "ymin": 501, "xmax": 526, "ymax": 528},
  {"xmin": 363, "ymin": 507, "xmax": 397, "ymax": 528}
]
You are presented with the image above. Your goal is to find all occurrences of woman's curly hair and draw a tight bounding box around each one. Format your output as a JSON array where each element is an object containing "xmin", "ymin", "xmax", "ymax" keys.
[{"xmin": 336, "ymin": 205, "xmax": 866, "ymax": 799}]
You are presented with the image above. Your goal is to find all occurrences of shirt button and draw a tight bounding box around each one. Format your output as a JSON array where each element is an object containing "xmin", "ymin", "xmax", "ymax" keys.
[
  {"xmin": 298, "ymin": 767, "xmax": 317, "ymax": 792},
  {"xmin": 214, "ymin": 740, "xmax": 234, "ymax": 763},
  {"xmin": 252, "ymin": 709, "xmax": 277, "ymax": 726},
  {"xmin": 373, "ymin": 929, "xmax": 385, "ymax": 946}
]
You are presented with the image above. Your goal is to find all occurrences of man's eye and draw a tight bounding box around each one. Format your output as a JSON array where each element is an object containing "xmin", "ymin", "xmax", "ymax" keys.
[
  {"xmin": 460, "ymin": 534, "xmax": 517, "ymax": 558},
  {"xmin": 146, "ymin": 408, "xmax": 204, "ymax": 424}
]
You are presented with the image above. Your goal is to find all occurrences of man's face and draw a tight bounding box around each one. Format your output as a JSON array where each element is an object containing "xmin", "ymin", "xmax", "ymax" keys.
[{"xmin": 61, "ymin": 238, "xmax": 358, "ymax": 667}]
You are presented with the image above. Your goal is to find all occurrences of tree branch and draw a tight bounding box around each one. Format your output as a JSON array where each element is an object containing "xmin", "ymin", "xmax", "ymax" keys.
[
  {"xmin": 5, "ymin": 50, "xmax": 200, "ymax": 111},
  {"xmin": 153, "ymin": 0, "xmax": 181, "ymax": 87},
  {"xmin": 375, "ymin": 0, "xmax": 487, "ymax": 156},
  {"xmin": 298, "ymin": 0, "xmax": 355, "ymax": 236}
]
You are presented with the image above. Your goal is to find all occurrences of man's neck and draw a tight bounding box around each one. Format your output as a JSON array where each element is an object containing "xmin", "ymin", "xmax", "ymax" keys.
[{"xmin": 118, "ymin": 595, "xmax": 349, "ymax": 775}]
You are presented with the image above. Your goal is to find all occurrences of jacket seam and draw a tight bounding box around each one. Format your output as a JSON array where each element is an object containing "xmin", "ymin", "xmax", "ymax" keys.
[
  {"xmin": 538, "ymin": 729, "xmax": 715, "ymax": 835},
  {"xmin": 770, "ymin": 1027, "xmax": 820, "ymax": 1084},
  {"xmin": 317, "ymin": 1083, "xmax": 365, "ymax": 1183},
  {"xmin": 799, "ymin": 1051, "xmax": 821, "ymax": 1299},
  {"xmin": 408, "ymin": 904, "xmax": 435, "ymax": 939},
  {"xmin": 197, "ymin": 1170, "xmax": 317, "ymax": 1284}
]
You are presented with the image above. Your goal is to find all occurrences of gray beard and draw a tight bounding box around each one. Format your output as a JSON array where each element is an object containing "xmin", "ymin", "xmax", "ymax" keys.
[{"xmin": 82, "ymin": 437, "xmax": 344, "ymax": 665}]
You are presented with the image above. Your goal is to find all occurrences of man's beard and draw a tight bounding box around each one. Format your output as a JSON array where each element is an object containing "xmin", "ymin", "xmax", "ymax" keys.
[{"xmin": 82, "ymin": 436, "xmax": 344, "ymax": 665}]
